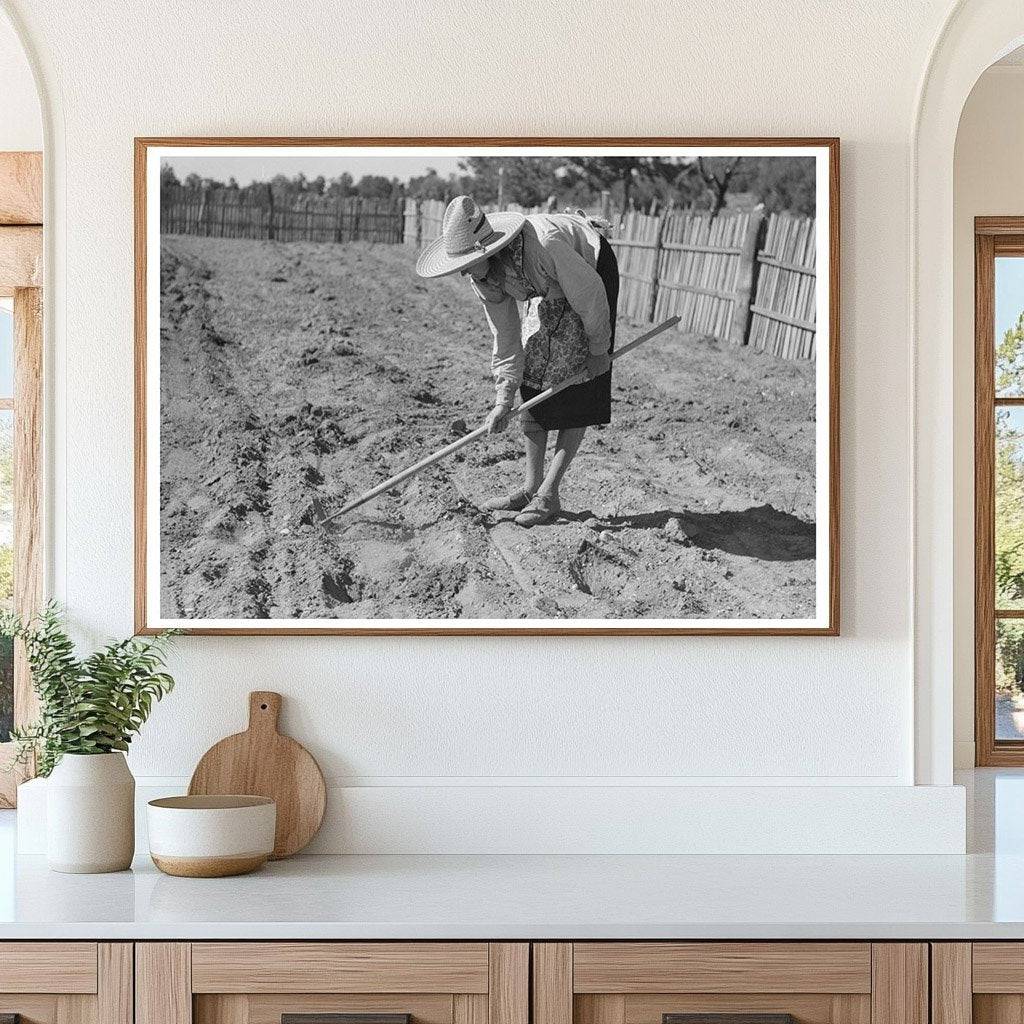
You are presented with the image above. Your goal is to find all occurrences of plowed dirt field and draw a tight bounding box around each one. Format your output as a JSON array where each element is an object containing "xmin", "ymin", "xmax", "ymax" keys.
[{"xmin": 159, "ymin": 235, "xmax": 817, "ymax": 621}]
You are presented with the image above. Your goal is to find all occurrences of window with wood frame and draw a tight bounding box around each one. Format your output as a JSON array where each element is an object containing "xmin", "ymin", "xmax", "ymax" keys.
[
  {"xmin": 0, "ymin": 151, "xmax": 43, "ymax": 806},
  {"xmin": 974, "ymin": 218, "xmax": 1024, "ymax": 765}
]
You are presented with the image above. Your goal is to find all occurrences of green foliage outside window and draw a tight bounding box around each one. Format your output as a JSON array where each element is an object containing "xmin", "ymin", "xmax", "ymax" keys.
[
  {"xmin": 0, "ymin": 634, "xmax": 11, "ymax": 742},
  {"xmin": 995, "ymin": 315, "xmax": 1024, "ymax": 696}
]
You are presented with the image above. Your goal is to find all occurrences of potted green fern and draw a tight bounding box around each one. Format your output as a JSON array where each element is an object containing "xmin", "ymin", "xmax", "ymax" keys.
[{"xmin": 2, "ymin": 604, "xmax": 177, "ymax": 873}]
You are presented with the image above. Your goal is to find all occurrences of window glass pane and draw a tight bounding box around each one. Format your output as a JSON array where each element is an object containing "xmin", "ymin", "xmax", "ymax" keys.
[
  {"xmin": 0, "ymin": 410, "xmax": 12, "ymax": 742},
  {"xmin": 997, "ymin": 407, "xmax": 1024, "ymax": 609},
  {"xmin": 0, "ymin": 301, "xmax": 12, "ymax": 400},
  {"xmin": 998, "ymin": 619, "xmax": 1024, "ymax": 740},
  {"xmin": 996, "ymin": 256, "xmax": 1024, "ymax": 396}
]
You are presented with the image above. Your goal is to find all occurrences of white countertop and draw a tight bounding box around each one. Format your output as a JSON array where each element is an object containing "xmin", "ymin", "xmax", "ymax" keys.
[
  {"xmin": 0, "ymin": 769, "xmax": 1021, "ymax": 941},
  {"xmin": 0, "ymin": 848, "xmax": 1022, "ymax": 940}
]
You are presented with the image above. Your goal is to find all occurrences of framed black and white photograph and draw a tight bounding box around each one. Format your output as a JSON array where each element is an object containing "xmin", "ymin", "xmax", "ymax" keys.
[{"xmin": 135, "ymin": 137, "xmax": 839, "ymax": 635}]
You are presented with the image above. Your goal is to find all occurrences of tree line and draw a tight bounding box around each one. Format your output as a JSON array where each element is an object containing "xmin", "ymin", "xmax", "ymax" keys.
[
  {"xmin": 996, "ymin": 311, "xmax": 1024, "ymax": 694},
  {"xmin": 161, "ymin": 154, "xmax": 817, "ymax": 217}
]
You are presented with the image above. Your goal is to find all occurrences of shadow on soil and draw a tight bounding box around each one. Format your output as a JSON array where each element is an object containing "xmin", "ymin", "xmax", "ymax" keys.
[{"xmin": 577, "ymin": 503, "xmax": 816, "ymax": 562}]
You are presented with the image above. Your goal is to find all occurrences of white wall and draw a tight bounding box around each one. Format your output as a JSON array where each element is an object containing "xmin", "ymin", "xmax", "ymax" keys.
[
  {"xmin": 952, "ymin": 64, "xmax": 1024, "ymax": 767},
  {"xmin": 0, "ymin": 7, "xmax": 40, "ymax": 151},
  {"xmin": 0, "ymin": 0, "xmax": 971, "ymax": 851}
]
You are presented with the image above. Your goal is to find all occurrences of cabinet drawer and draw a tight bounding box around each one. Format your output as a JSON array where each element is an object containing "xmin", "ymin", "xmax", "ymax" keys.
[
  {"xmin": 191, "ymin": 942, "xmax": 490, "ymax": 993},
  {"xmin": 973, "ymin": 943, "xmax": 1024, "ymax": 992},
  {"xmin": 533, "ymin": 943, "xmax": 925, "ymax": 1024},
  {"xmin": 139, "ymin": 942, "xmax": 528, "ymax": 1024},
  {"xmin": 198, "ymin": 993, "xmax": 457, "ymax": 1024},
  {"xmin": 573, "ymin": 943, "xmax": 872, "ymax": 994},
  {"xmin": 0, "ymin": 942, "xmax": 130, "ymax": 1024},
  {"xmin": 0, "ymin": 942, "xmax": 98, "ymax": 993}
]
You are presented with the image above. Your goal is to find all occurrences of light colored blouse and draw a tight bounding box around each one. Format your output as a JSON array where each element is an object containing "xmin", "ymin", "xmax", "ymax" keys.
[{"xmin": 471, "ymin": 214, "xmax": 611, "ymax": 407}]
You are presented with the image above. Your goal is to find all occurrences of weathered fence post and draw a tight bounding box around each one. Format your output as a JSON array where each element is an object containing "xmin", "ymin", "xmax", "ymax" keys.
[
  {"xmin": 600, "ymin": 189, "xmax": 611, "ymax": 223},
  {"xmin": 646, "ymin": 215, "xmax": 665, "ymax": 323},
  {"xmin": 265, "ymin": 184, "xmax": 276, "ymax": 241},
  {"xmin": 730, "ymin": 210, "xmax": 766, "ymax": 347},
  {"xmin": 406, "ymin": 198, "xmax": 420, "ymax": 246}
]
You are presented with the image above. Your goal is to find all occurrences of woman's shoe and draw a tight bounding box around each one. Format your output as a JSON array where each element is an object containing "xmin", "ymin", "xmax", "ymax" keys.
[
  {"xmin": 481, "ymin": 489, "xmax": 534, "ymax": 512},
  {"xmin": 514, "ymin": 493, "xmax": 560, "ymax": 527}
]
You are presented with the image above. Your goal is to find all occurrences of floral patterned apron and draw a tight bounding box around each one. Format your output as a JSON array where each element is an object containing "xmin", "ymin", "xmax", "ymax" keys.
[{"xmin": 481, "ymin": 233, "xmax": 590, "ymax": 392}]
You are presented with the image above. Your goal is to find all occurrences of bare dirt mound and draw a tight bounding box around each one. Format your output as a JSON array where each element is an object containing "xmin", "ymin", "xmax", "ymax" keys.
[{"xmin": 159, "ymin": 235, "xmax": 817, "ymax": 621}]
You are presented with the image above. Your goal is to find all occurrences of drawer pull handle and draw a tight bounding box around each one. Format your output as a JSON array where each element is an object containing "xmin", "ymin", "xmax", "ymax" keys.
[
  {"xmin": 283, "ymin": 1016, "xmax": 412, "ymax": 1024},
  {"xmin": 664, "ymin": 1016, "xmax": 797, "ymax": 1024}
]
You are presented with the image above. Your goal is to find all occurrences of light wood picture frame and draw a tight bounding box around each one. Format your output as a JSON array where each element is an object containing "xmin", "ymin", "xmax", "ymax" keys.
[{"xmin": 135, "ymin": 137, "xmax": 840, "ymax": 636}]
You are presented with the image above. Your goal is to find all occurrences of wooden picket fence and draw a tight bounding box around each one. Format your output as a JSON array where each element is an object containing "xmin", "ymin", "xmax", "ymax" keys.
[
  {"xmin": 162, "ymin": 186, "xmax": 404, "ymax": 243},
  {"xmin": 610, "ymin": 208, "xmax": 816, "ymax": 359},
  {"xmin": 652, "ymin": 211, "xmax": 760, "ymax": 346},
  {"xmin": 164, "ymin": 189, "xmax": 817, "ymax": 360},
  {"xmin": 408, "ymin": 198, "xmax": 446, "ymax": 247},
  {"xmin": 612, "ymin": 211, "xmax": 662, "ymax": 322},
  {"xmin": 748, "ymin": 214, "xmax": 817, "ymax": 360}
]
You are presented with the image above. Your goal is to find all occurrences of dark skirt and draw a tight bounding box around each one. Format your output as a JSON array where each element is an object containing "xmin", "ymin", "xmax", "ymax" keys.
[{"xmin": 519, "ymin": 236, "xmax": 619, "ymax": 431}]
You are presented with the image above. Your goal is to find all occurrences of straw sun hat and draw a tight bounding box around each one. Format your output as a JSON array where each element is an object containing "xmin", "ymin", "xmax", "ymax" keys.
[{"xmin": 416, "ymin": 195, "xmax": 526, "ymax": 278}]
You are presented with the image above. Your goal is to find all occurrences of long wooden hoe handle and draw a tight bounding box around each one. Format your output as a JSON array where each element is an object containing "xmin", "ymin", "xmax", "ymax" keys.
[{"xmin": 322, "ymin": 315, "xmax": 682, "ymax": 522}]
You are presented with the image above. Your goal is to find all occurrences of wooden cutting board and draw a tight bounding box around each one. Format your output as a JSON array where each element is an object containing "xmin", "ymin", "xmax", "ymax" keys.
[{"xmin": 188, "ymin": 691, "xmax": 326, "ymax": 859}]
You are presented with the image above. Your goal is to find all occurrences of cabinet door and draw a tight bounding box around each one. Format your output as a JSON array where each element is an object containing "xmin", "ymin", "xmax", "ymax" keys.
[
  {"xmin": 0, "ymin": 942, "xmax": 132, "ymax": 1024},
  {"xmin": 137, "ymin": 943, "xmax": 528, "ymax": 1024},
  {"xmin": 533, "ymin": 943, "xmax": 927, "ymax": 1024},
  {"xmin": 936, "ymin": 943, "xmax": 1024, "ymax": 1024}
]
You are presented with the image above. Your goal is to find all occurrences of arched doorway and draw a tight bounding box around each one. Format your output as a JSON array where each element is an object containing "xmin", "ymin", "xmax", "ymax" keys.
[{"xmin": 914, "ymin": 0, "xmax": 1024, "ymax": 784}]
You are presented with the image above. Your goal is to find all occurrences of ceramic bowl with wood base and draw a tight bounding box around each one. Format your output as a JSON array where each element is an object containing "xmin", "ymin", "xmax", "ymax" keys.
[{"xmin": 147, "ymin": 795, "xmax": 276, "ymax": 877}]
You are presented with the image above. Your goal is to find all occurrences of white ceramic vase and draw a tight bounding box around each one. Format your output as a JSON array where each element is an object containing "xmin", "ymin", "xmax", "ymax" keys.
[{"xmin": 46, "ymin": 752, "xmax": 135, "ymax": 873}]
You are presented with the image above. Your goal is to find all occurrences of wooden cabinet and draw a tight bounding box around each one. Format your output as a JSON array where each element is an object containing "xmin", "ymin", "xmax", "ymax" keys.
[
  {"xmin": 0, "ymin": 938, "xmax": 944, "ymax": 1024},
  {"xmin": 0, "ymin": 942, "xmax": 132, "ymax": 1024},
  {"xmin": 136, "ymin": 943, "xmax": 528, "ymax": 1024},
  {"xmin": 532, "ymin": 943, "xmax": 928, "ymax": 1024},
  {"xmin": 931, "ymin": 943, "xmax": 1024, "ymax": 1024}
]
